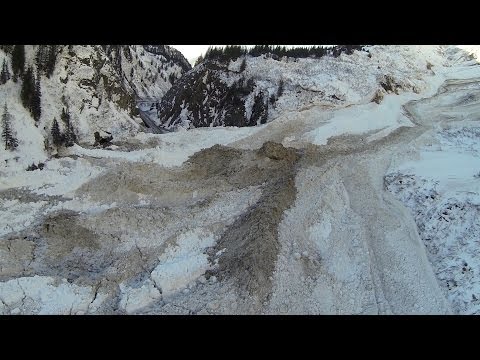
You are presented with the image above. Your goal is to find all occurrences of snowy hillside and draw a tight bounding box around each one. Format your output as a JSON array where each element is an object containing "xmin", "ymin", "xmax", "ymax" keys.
[
  {"xmin": 158, "ymin": 45, "xmax": 448, "ymax": 129},
  {"xmin": 0, "ymin": 45, "xmax": 189, "ymax": 170},
  {"xmin": 104, "ymin": 45, "xmax": 191, "ymax": 100}
]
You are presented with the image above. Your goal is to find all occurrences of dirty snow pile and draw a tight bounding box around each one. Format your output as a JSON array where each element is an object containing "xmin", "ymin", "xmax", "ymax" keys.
[{"xmin": 68, "ymin": 126, "xmax": 262, "ymax": 167}]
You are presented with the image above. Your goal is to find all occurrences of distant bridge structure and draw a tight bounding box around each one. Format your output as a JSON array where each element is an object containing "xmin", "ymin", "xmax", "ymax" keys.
[{"xmin": 136, "ymin": 99, "xmax": 172, "ymax": 134}]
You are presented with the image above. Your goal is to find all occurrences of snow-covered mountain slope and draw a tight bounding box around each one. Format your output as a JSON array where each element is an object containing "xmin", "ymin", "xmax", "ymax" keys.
[
  {"xmin": 103, "ymin": 45, "xmax": 191, "ymax": 100},
  {"xmin": 0, "ymin": 45, "xmax": 190, "ymax": 169},
  {"xmin": 157, "ymin": 45, "xmax": 449, "ymax": 129}
]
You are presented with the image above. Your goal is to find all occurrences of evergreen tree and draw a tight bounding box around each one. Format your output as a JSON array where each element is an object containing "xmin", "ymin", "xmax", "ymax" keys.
[
  {"xmin": 61, "ymin": 107, "xmax": 76, "ymax": 147},
  {"xmin": 20, "ymin": 67, "xmax": 35, "ymax": 115},
  {"xmin": 50, "ymin": 118, "xmax": 63, "ymax": 147},
  {"xmin": 0, "ymin": 45, "xmax": 14, "ymax": 54},
  {"xmin": 36, "ymin": 45, "xmax": 47, "ymax": 75},
  {"xmin": 0, "ymin": 60, "xmax": 11, "ymax": 84},
  {"xmin": 61, "ymin": 107, "xmax": 69, "ymax": 124},
  {"xmin": 64, "ymin": 123, "xmax": 77, "ymax": 147},
  {"xmin": 37, "ymin": 45, "xmax": 58, "ymax": 78},
  {"xmin": 277, "ymin": 79, "xmax": 284, "ymax": 98},
  {"xmin": 240, "ymin": 58, "xmax": 246, "ymax": 72},
  {"xmin": 1, "ymin": 104, "xmax": 18, "ymax": 150},
  {"xmin": 194, "ymin": 55, "xmax": 203, "ymax": 66},
  {"xmin": 32, "ymin": 75, "xmax": 42, "ymax": 122},
  {"xmin": 46, "ymin": 45, "xmax": 57, "ymax": 78},
  {"xmin": 11, "ymin": 45, "xmax": 25, "ymax": 81},
  {"xmin": 168, "ymin": 72, "xmax": 176, "ymax": 85}
]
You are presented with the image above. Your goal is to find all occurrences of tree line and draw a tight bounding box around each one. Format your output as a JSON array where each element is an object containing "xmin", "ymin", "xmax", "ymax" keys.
[
  {"xmin": 50, "ymin": 107, "xmax": 77, "ymax": 148},
  {"xmin": 200, "ymin": 45, "xmax": 365, "ymax": 64},
  {"xmin": 1, "ymin": 45, "xmax": 77, "ymax": 153},
  {"xmin": 1, "ymin": 104, "xmax": 18, "ymax": 151},
  {"xmin": 1, "ymin": 45, "xmax": 42, "ymax": 122}
]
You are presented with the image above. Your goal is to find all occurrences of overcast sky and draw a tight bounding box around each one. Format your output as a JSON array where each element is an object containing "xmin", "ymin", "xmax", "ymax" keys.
[
  {"xmin": 169, "ymin": 45, "xmax": 326, "ymax": 65},
  {"xmin": 169, "ymin": 45, "xmax": 225, "ymax": 64}
]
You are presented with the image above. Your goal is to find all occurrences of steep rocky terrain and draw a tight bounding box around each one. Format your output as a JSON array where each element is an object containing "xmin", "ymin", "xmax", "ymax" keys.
[
  {"xmin": 0, "ymin": 45, "xmax": 189, "ymax": 168},
  {"xmin": 103, "ymin": 45, "xmax": 191, "ymax": 100},
  {"xmin": 157, "ymin": 45, "xmax": 441, "ymax": 130}
]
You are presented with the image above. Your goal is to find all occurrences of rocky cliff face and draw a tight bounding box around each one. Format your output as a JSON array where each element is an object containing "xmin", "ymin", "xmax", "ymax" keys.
[
  {"xmin": 158, "ymin": 60, "xmax": 269, "ymax": 129},
  {"xmin": 103, "ymin": 45, "xmax": 191, "ymax": 100},
  {"xmin": 157, "ymin": 45, "xmax": 438, "ymax": 130},
  {"xmin": 0, "ymin": 45, "xmax": 190, "ymax": 157}
]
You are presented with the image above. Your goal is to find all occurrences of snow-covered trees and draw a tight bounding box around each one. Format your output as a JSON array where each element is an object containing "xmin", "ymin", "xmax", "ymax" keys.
[
  {"xmin": 50, "ymin": 112, "xmax": 76, "ymax": 149},
  {"xmin": 20, "ymin": 67, "xmax": 41, "ymax": 122},
  {"xmin": 50, "ymin": 109, "xmax": 77, "ymax": 149},
  {"xmin": 168, "ymin": 72, "xmax": 176, "ymax": 85},
  {"xmin": 240, "ymin": 58, "xmax": 247, "ymax": 72},
  {"xmin": 0, "ymin": 60, "xmax": 11, "ymax": 85},
  {"xmin": 32, "ymin": 76, "xmax": 41, "ymax": 122},
  {"xmin": 1, "ymin": 104, "xmax": 18, "ymax": 150},
  {"xmin": 61, "ymin": 107, "xmax": 77, "ymax": 147},
  {"xmin": 36, "ymin": 45, "xmax": 58, "ymax": 78},
  {"xmin": 50, "ymin": 118, "xmax": 62, "ymax": 147},
  {"xmin": 21, "ymin": 67, "xmax": 34, "ymax": 111},
  {"xmin": 251, "ymin": 92, "xmax": 269, "ymax": 125},
  {"xmin": 201, "ymin": 45, "xmax": 364, "ymax": 65},
  {"xmin": 11, "ymin": 45, "xmax": 25, "ymax": 82},
  {"xmin": 277, "ymin": 79, "xmax": 284, "ymax": 98},
  {"xmin": 194, "ymin": 55, "xmax": 204, "ymax": 67}
]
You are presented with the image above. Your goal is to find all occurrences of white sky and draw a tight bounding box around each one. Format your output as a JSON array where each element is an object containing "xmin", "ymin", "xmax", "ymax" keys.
[
  {"xmin": 169, "ymin": 45, "xmax": 226, "ymax": 65},
  {"xmin": 169, "ymin": 45, "xmax": 327, "ymax": 65}
]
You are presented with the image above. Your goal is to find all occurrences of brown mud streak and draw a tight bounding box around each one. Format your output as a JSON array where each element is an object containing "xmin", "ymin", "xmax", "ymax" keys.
[
  {"xmin": 207, "ymin": 142, "xmax": 301, "ymax": 306},
  {"xmin": 210, "ymin": 88, "xmax": 447, "ymax": 309},
  {"xmin": 205, "ymin": 123, "xmax": 421, "ymax": 308}
]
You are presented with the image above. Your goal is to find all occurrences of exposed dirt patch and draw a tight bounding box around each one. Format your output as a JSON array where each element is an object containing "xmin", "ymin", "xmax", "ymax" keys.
[
  {"xmin": 41, "ymin": 211, "xmax": 100, "ymax": 254},
  {"xmin": 207, "ymin": 142, "xmax": 301, "ymax": 307},
  {"xmin": 0, "ymin": 237, "xmax": 36, "ymax": 280},
  {"xmin": 259, "ymin": 141, "xmax": 300, "ymax": 162},
  {"xmin": 0, "ymin": 188, "xmax": 68, "ymax": 204}
]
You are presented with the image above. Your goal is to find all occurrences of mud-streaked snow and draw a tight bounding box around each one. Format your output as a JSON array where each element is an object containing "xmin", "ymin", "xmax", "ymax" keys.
[
  {"xmin": 0, "ymin": 200, "xmax": 47, "ymax": 237},
  {"xmin": 118, "ymin": 229, "xmax": 216, "ymax": 313},
  {"xmin": 151, "ymin": 229, "xmax": 216, "ymax": 297},
  {"xmin": 119, "ymin": 280, "xmax": 161, "ymax": 314},
  {"xmin": 302, "ymin": 93, "xmax": 415, "ymax": 145},
  {"xmin": 0, "ymin": 157, "xmax": 104, "ymax": 196},
  {"xmin": 70, "ymin": 125, "xmax": 263, "ymax": 167}
]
